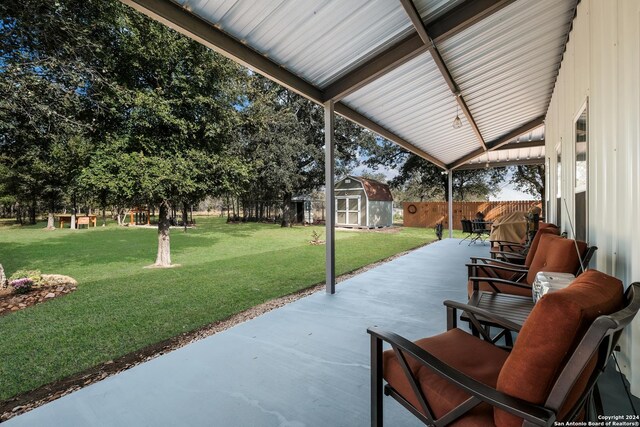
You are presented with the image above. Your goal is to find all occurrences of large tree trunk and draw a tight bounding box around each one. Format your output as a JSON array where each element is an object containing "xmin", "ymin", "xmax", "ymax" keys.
[
  {"xmin": 47, "ymin": 212, "xmax": 55, "ymax": 229},
  {"xmin": 281, "ymin": 193, "xmax": 292, "ymax": 227},
  {"xmin": 29, "ymin": 200, "xmax": 37, "ymax": 225},
  {"xmin": 46, "ymin": 199, "xmax": 55, "ymax": 229},
  {"xmin": 70, "ymin": 196, "xmax": 77, "ymax": 229},
  {"xmin": 116, "ymin": 207, "xmax": 123, "ymax": 226},
  {"xmin": 155, "ymin": 201, "xmax": 172, "ymax": 267},
  {"xmin": 182, "ymin": 202, "xmax": 188, "ymax": 233}
]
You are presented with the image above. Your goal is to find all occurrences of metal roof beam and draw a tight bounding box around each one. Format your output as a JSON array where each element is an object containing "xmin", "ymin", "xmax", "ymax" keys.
[
  {"xmin": 321, "ymin": 34, "xmax": 427, "ymax": 103},
  {"xmin": 322, "ymin": 0, "xmax": 515, "ymax": 102},
  {"xmin": 448, "ymin": 116, "xmax": 545, "ymax": 169},
  {"xmin": 495, "ymin": 139, "xmax": 545, "ymax": 151},
  {"xmin": 456, "ymin": 157, "xmax": 544, "ymax": 170},
  {"xmin": 400, "ymin": 0, "xmax": 488, "ymax": 151},
  {"xmin": 335, "ymin": 104, "xmax": 447, "ymax": 170}
]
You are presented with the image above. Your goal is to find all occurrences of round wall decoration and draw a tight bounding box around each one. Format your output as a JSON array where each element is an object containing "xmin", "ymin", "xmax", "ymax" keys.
[{"xmin": 407, "ymin": 204, "xmax": 417, "ymax": 214}]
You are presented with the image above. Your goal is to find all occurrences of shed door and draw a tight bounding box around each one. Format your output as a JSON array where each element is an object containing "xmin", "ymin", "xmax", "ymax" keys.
[{"xmin": 336, "ymin": 197, "xmax": 361, "ymax": 226}]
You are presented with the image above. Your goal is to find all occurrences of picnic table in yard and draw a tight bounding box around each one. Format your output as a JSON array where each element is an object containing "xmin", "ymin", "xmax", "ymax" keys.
[{"xmin": 58, "ymin": 214, "xmax": 97, "ymax": 229}]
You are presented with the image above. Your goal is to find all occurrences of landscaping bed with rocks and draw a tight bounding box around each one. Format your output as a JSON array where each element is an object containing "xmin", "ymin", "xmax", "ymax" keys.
[{"xmin": 0, "ymin": 269, "xmax": 78, "ymax": 316}]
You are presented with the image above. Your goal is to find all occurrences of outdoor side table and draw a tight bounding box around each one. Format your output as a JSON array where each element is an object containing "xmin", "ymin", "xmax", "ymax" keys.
[{"xmin": 458, "ymin": 291, "xmax": 534, "ymax": 346}]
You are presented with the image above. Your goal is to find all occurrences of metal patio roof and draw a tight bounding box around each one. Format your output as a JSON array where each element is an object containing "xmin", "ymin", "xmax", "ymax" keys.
[
  {"xmin": 457, "ymin": 126, "xmax": 545, "ymax": 170},
  {"xmin": 122, "ymin": 0, "xmax": 577, "ymax": 170}
]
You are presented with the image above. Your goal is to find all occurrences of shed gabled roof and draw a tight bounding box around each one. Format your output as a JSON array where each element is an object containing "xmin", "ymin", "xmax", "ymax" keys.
[
  {"xmin": 122, "ymin": 0, "xmax": 576, "ymax": 170},
  {"xmin": 349, "ymin": 176, "xmax": 394, "ymax": 202}
]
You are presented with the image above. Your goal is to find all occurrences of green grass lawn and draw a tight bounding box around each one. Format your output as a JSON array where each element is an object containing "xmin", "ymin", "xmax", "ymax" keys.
[{"xmin": 0, "ymin": 217, "xmax": 442, "ymax": 400}]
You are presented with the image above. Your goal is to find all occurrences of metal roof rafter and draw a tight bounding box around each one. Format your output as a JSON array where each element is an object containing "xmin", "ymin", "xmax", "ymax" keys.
[
  {"xmin": 456, "ymin": 157, "xmax": 544, "ymax": 170},
  {"xmin": 448, "ymin": 116, "xmax": 545, "ymax": 170},
  {"xmin": 322, "ymin": 0, "xmax": 516, "ymax": 102},
  {"xmin": 399, "ymin": 0, "xmax": 488, "ymax": 152},
  {"xmin": 495, "ymin": 140, "xmax": 545, "ymax": 151}
]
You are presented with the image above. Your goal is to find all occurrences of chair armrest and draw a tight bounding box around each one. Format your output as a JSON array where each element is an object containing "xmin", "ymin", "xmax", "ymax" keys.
[
  {"xmin": 443, "ymin": 300, "xmax": 522, "ymax": 333},
  {"xmin": 494, "ymin": 251, "xmax": 527, "ymax": 264},
  {"xmin": 466, "ymin": 263, "xmax": 528, "ymax": 274},
  {"xmin": 494, "ymin": 251, "xmax": 526, "ymax": 260},
  {"xmin": 469, "ymin": 256, "xmax": 527, "ymax": 269},
  {"xmin": 367, "ymin": 327, "xmax": 556, "ymax": 425},
  {"xmin": 490, "ymin": 239, "xmax": 521, "ymax": 246},
  {"xmin": 467, "ymin": 260, "xmax": 529, "ymax": 283},
  {"xmin": 499, "ymin": 243, "xmax": 527, "ymax": 252},
  {"xmin": 469, "ymin": 276, "xmax": 532, "ymax": 293}
]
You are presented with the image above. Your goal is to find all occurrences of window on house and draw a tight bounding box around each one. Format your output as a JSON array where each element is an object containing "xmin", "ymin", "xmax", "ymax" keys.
[
  {"xmin": 574, "ymin": 102, "xmax": 588, "ymax": 241},
  {"xmin": 556, "ymin": 146, "xmax": 562, "ymax": 226}
]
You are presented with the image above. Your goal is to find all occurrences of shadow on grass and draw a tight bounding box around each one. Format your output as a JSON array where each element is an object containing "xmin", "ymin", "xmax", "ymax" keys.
[{"xmin": 0, "ymin": 227, "xmax": 221, "ymax": 274}]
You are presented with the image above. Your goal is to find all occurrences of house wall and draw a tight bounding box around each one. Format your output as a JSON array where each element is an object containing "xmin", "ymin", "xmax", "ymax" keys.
[
  {"xmin": 545, "ymin": 0, "xmax": 640, "ymax": 394},
  {"xmin": 368, "ymin": 201, "xmax": 392, "ymax": 227}
]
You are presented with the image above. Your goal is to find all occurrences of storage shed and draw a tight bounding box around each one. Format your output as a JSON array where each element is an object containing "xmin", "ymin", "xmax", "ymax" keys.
[{"xmin": 334, "ymin": 176, "xmax": 393, "ymax": 228}]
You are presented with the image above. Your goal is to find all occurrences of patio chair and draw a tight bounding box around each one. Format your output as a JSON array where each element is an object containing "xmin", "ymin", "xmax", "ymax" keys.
[
  {"xmin": 459, "ymin": 220, "xmax": 474, "ymax": 245},
  {"xmin": 466, "ymin": 228, "xmax": 575, "ymax": 290},
  {"xmin": 368, "ymin": 270, "xmax": 639, "ymax": 427},
  {"xmin": 491, "ymin": 226, "xmax": 560, "ymax": 265},
  {"xmin": 470, "ymin": 220, "xmax": 491, "ymax": 245},
  {"xmin": 489, "ymin": 223, "xmax": 559, "ymax": 261},
  {"xmin": 467, "ymin": 233, "xmax": 596, "ymax": 297}
]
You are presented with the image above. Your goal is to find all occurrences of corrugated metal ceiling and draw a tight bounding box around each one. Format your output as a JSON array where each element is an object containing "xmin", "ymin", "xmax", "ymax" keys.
[
  {"xmin": 173, "ymin": 0, "xmax": 412, "ymax": 86},
  {"xmin": 161, "ymin": 0, "xmax": 576, "ymax": 168},
  {"xmin": 463, "ymin": 126, "xmax": 546, "ymax": 169},
  {"xmin": 343, "ymin": 52, "xmax": 478, "ymax": 165},
  {"xmin": 438, "ymin": 0, "xmax": 576, "ymax": 143}
]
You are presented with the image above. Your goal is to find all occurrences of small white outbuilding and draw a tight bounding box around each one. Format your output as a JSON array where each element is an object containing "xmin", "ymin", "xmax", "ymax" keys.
[{"xmin": 334, "ymin": 176, "xmax": 393, "ymax": 228}]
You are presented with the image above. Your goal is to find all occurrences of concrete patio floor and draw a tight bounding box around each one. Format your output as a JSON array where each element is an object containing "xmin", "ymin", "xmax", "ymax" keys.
[{"xmin": 6, "ymin": 238, "xmax": 637, "ymax": 426}]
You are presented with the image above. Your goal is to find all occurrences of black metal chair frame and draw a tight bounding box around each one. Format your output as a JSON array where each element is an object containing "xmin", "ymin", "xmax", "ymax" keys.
[
  {"xmin": 368, "ymin": 283, "xmax": 640, "ymax": 427},
  {"xmin": 469, "ymin": 220, "xmax": 491, "ymax": 245},
  {"xmin": 490, "ymin": 236, "xmax": 537, "ymax": 262},
  {"xmin": 459, "ymin": 219, "xmax": 474, "ymax": 245}
]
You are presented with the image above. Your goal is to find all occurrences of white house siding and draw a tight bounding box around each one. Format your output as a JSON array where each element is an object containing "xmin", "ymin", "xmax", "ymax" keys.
[
  {"xmin": 368, "ymin": 201, "xmax": 393, "ymax": 228},
  {"xmin": 545, "ymin": 0, "xmax": 640, "ymax": 394}
]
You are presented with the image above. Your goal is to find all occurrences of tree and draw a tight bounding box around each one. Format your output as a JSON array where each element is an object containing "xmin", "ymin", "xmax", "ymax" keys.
[
  {"xmin": 363, "ymin": 141, "xmax": 506, "ymax": 201},
  {"xmin": 234, "ymin": 75, "xmax": 375, "ymax": 226},
  {"xmin": 509, "ymin": 165, "xmax": 545, "ymax": 201},
  {"xmin": 1, "ymin": 0, "xmax": 113, "ymax": 226},
  {"xmin": 98, "ymin": 11, "xmax": 245, "ymax": 266}
]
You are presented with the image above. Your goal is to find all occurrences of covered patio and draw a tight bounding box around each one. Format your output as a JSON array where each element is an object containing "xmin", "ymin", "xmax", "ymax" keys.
[
  {"xmin": 6, "ymin": 0, "xmax": 639, "ymax": 423},
  {"xmin": 6, "ymin": 239, "xmax": 637, "ymax": 426},
  {"xmin": 114, "ymin": 0, "xmax": 639, "ymax": 399}
]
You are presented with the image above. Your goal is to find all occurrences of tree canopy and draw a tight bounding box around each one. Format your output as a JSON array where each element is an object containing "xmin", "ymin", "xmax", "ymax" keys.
[
  {"xmin": 363, "ymin": 140, "xmax": 508, "ymax": 202},
  {"xmin": 0, "ymin": 0, "xmax": 377, "ymax": 263}
]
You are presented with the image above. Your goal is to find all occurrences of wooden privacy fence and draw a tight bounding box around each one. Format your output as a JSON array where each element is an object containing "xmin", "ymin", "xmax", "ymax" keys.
[{"xmin": 403, "ymin": 201, "xmax": 542, "ymax": 229}]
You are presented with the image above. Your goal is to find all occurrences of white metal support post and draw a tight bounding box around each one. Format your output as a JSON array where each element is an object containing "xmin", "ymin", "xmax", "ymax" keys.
[
  {"xmin": 448, "ymin": 169, "xmax": 453, "ymax": 238},
  {"xmin": 324, "ymin": 100, "xmax": 336, "ymax": 294}
]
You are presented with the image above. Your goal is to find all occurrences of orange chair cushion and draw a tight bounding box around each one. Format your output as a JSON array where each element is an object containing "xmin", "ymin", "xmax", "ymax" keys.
[
  {"xmin": 526, "ymin": 234, "xmax": 587, "ymax": 284},
  {"xmin": 538, "ymin": 222, "xmax": 558, "ymax": 230},
  {"xmin": 383, "ymin": 328, "xmax": 509, "ymax": 426},
  {"xmin": 495, "ymin": 270, "xmax": 624, "ymax": 426},
  {"xmin": 523, "ymin": 227, "xmax": 560, "ymax": 267}
]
